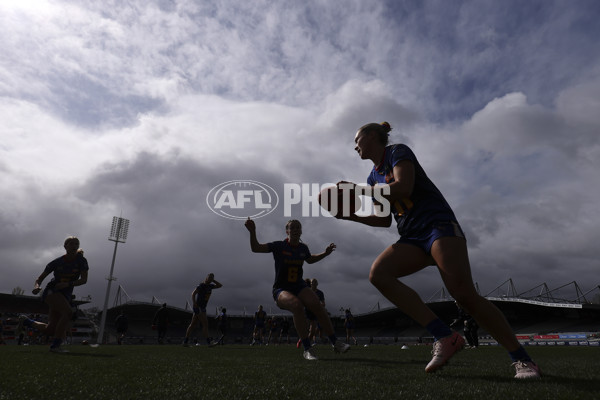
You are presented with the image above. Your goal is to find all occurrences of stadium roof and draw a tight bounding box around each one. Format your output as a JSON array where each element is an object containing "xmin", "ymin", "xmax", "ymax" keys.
[{"xmin": 424, "ymin": 279, "xmax": 600, "ymax": 307}]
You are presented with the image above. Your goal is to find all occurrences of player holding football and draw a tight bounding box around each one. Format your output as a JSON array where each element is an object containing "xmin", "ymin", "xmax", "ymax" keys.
[
  {"xmin": 244, "ymin": 218, "xmax": 350, "ymax": 360},
  {"xmin": 335, "ymin": 121, "xmax": 540, "ymax": 378},
  {"xmin": 183, "ymin": 273, "xmax": 222, "ymax": 347}
]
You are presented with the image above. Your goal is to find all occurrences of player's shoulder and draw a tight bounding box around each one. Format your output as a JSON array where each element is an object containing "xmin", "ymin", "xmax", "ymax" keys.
[
  {"xmin": 298, "ymin": 242, "xmax": 310, "ymax": 251},
  {"xmin": 46, "ymin": 255, "xmax": 64, "ymax": 268},
  {"xmin": 77, "ymin": 255, "xmax": 90, "ymax": 268},
  {"xmin": 388, "ymin": 143, "xmax": 415, "ymax": 160},
  {"xmin": 268, "ymin": 240, "xmax": 285, "ymax": 250}
]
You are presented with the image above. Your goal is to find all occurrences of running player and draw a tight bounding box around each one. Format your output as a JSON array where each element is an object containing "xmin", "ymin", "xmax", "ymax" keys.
[
  {"xmin": 183, "ymin": 273, "xmax": 222, "ymax": 347},
  {"xmin": 251, "ymin": 305, "xmax": 267, "ymax": 345},
  {"xmin": 337, "ymin": 121, "xmax": 540, "ymax": 378},
  {"xmin": 244, "ymin": 218, "xmax": 350, "ymax": 360},
  {"xmin": 22, "ymin": 236, "xmax": 89, "ymax": 353}
]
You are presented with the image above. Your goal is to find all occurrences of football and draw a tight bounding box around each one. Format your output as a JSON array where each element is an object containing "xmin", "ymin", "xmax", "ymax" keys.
[{"xmin": 318, "ymin": 185, "xmax": 361, "ymax": 217}]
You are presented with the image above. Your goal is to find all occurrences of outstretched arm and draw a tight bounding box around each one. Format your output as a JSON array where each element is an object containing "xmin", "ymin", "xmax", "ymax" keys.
[
  {"xmin": 244, "ymin": 218, "xmax": 270, "ymax": 253},
  {"xmin": 32, "ymin": 270, "xmax": 51, "ymax": 294},
  {"xmin": 306, "ymin": 243, "xmax": 336, "ymax": 264}
]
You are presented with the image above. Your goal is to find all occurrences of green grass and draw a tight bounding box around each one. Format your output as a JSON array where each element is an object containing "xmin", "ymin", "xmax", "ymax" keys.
[{"xmin": 1, "ymin": 344, "xmax": 598, "ymax": 400}]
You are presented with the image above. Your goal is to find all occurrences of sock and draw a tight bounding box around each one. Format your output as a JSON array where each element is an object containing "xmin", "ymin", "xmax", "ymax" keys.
[
  {"xmin": 50, "ymin": 338, "xmax": 62, "ymax": 349},
  {"xmin": 206, "ymin": 337, "xmax": 211, "ymax": 344},
  {"xmin": 426, "ymin": 318, "xmax": 453, "ymax": 341},
  {"xmin": 302, "ymin": 338, "xmax": 311, "ymax": 351},
  {"xmin": 183, "ymin": 337, "xmax": 188, "ymax": 344},
  {"xmin": 328, "ymin": 335, "xmax": 337, "ymax": 345},
  {"xmin": 509, "ymin": 345, "xmax": 532, "ymax": 363}
]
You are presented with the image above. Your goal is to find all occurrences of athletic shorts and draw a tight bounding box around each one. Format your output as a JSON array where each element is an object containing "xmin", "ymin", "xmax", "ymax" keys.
[
  {"xmin": 397, "ymin": 220, "xmax": 465, "ymax": 255},
  {"xmin": 272, "ymin": 281, "xmax": 309, "ymax": 302},
  {"xmin": 41, "ymin": 281, "xmax": 73, "ymax": 302},
  {"xmin": 193, "ymin": 304, "xmax": 208, "ymax": 314}
]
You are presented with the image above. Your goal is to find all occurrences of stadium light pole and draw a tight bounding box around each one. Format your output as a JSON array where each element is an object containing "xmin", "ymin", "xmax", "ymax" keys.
[{"xmin": 97, "ymin": 216, "xmax": 130, "ymax": 344}]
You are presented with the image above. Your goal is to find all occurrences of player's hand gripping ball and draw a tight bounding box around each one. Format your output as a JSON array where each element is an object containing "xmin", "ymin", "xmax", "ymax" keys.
[{"xmin": 318, "ymin": 184, "xmax": 361, "ymax": 217}]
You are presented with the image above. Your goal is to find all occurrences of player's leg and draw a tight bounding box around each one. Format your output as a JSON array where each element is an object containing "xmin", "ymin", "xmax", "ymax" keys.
[
  {"xmin": 17, "ymin": 314, "xmax": 48, "ymax": 336},
  {"xmin": 299, "ymin": 288, "xmax": 350, "ymax": 353},
  {"xmin": 299, "ymin": 289, "xmax": 333, "ymax": 336},
  {"xmin": 277, "ymin": 292, "xmax": 308, "ymax": 340},
  {"xmin": 369, "ymin": 243, "xmax": 438, "ymax": 326},
  {"xmin": 277, "ymin": 290, "xmax": 320, "ymax": 360},
  {"xmin": 44, "ymin": 293, "xmax": 72, "ymax": 351},
  {"xmin": 432, "ymin": 236, "xmax": 520, "ymax": 350},
  {"xmin": 308, "ymin": 320, "xmax": 316, "ymax": 343},
  {"xmin": 183, "ymin": 314, "xmax": 200, "ymax": 345},
  {"xmin": 370, "ymin": 242, "xmax": 466, "ymax": 371},
  {"xmin": 198, "ymin": 312, "xmax": 210, "ymax": 341},
  {"xmin": 432, "ymin": 236, "xmax": 540, "ymax": 378}
]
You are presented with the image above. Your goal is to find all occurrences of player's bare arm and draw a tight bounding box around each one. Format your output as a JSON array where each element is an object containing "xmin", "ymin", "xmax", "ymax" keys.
[
  {"xmin": 306, "ymin": 243, "xmax": 336, "ymax": 264},
  {"xmin": 245, "ymin": 217, "xmax": 270, "ymax": 253}
]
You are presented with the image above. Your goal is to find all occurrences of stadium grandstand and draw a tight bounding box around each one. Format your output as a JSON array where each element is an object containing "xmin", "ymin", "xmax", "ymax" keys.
[{"xmin": 1, "ymin": 279, "xmax": 598, "ymax": 346}]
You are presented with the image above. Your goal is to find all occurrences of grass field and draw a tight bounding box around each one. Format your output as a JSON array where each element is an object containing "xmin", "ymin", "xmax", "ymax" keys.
[{"xmin": 1, "ymin": 343, "xmax": 598, "ymax": 400}]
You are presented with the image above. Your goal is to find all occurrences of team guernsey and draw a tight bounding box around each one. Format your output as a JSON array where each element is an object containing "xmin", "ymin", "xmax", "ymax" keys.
[
  {"xmin": 367, "ymin": 144, "xmax": 458, "ymax": 236},
  {"xmin": 267, "ymin": 239, "xmax": 311, "ymax": 289},
  {"xmin": 195, "ymin": 282, "xmax": 218, "ymax": 311},
  {"xmin": 315, "ymin": 289, "xmax": 325, "ymax": 303},
  {"xmin": 42, "ymin": 254, "xmax": 89, "ymax": 300},
  {"xmin": 255, "ymin": 310, "xmax": 267, "ymax": 327}
]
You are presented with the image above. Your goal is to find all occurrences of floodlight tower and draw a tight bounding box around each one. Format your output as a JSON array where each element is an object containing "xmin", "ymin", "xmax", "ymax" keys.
[{"xmin": 97, "ymin": 216, "xmax": 130, "ymax": 344}]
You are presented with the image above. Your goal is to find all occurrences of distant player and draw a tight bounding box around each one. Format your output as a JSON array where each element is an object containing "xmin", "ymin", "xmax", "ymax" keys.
[
  {"xmin": 307, "ymin": 279, "xmax": 325, "ymax": 345},
  {"xmin": 451, "ymin": 302, "xmax": 479, "ymax": 349},
  {"xmin": 215, "ymin": 308, "xmax": 227, "ymax": 345},
  {"xmin": 337, "ymin": 121, "xmax": 540, "ymax": 378},
  {"xmin": 152, "ymin": 303, "xmax": 170, "ymax": 344},
  {"xmin": 252, "ymin": 305, "xmax": 267, "ymax": 345},
  {"xmin": 279, "ymin": 317, "xmax": 290, "ymax": 344},
  {"xmin": 244, "ymin": 218, "xmax": 350, "ymax": 360},
  {"xmin": 115, "ymin": 312, "xmax": 128, "ymax": 345},
  {"xmin": 344, "ymin": 309, "xmax": 358, "ymax": 345},
  {"xmin": 267, "ymin": 317, "xmax": 280, "ymax": 345},
  {"xmin": 0, "ymin": 313, "xmax": 5, "ymax": 345},
  {"xmin": 183, "ymin": 273, "xmax": 222, "ymax": 347}
]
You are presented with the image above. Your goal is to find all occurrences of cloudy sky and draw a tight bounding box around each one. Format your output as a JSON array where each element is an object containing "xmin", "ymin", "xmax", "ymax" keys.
[{"xmin": 2, "ymin": 0, "xmax": 599, "ymax": 317}]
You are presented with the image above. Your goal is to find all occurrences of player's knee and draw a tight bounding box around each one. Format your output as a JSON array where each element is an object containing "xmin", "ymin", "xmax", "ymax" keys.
[
  {"xmin": 286, "ymin": 299, "xmax": 304, "ymax": 314},
  {"xmin": 369, "ymin": 264, "xmax": 387, "ymax": 288}
]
